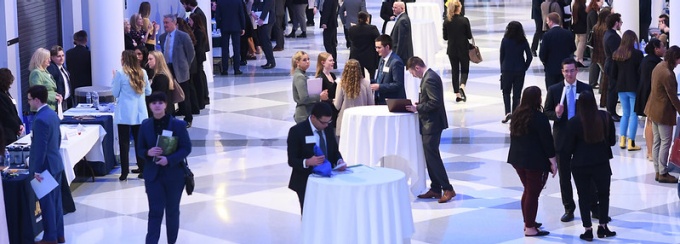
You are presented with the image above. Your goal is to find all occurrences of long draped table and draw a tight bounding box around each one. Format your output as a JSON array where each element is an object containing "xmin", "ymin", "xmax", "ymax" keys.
[
  {"xmin": 302, "ymin": 166, "xmax": 414, "ymax": 244},
  {"xmin": 338, "ymin": 106, "xmax": 426, "ymax": 195}
]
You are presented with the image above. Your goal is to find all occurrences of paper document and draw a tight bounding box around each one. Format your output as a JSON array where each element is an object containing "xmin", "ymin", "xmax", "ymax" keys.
[
  {"xmin": 559, "ymin": 87, "xmax": 567, "ymax": 105},
  {"xmin": 57, "ymin": 103, "xmax": 64, "ymax": 120},
  {"xmin": 333, "ymin": 162, "xmax": 346, "ymax": 170},
  {"xmin": 254, "ymin": 11, "xmax": 269, "ymax": 24},
  {"xmin": 30, "ymin": 170, "xmax": 59, "ymax": 199},
  {"xmin": 307, "ymin": 78, "xmax": 322, "ymax": 95}
]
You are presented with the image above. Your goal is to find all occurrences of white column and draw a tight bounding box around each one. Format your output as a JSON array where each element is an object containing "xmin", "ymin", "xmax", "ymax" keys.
[
  {"xmin": 671, "ymin": 1, "xmax": 680, "ymax": 46},
  {"xmin": 613, "ymin": 0, "xmax": 639, "ymax": 37},
  {"xmin": 89, "ymin": 0, "xmax": 125, "ymax": 87},
  {"xmin": 651, "ymin": 0, "xmax": 664, "ymax": 29},
  {"xmin": 198, "ymin": 0, "xmax": 213, "ymax": 83}
]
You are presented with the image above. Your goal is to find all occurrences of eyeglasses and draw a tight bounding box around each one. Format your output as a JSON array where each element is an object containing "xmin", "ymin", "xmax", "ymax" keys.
[{"xmin": 316, "ymin": 117, "xmax": 332, "ymax": 125}]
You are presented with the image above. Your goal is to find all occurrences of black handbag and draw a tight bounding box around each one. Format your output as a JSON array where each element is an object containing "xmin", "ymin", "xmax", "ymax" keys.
[{"xmin": 182, "ymin": 158, "xmax": 194, "ymax": 195}]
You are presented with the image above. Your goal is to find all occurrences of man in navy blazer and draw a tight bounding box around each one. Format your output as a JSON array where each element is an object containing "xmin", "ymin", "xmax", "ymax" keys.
[
  {"xmin": 539, "ymin": 13, "xmax": 576, "ymax": 89},
  {"xmin": 544, "ymin": 58, "xmax": 595, "ymax": 223},
  {"xmin": 215, "ymin": 0, "xmax": 246, "ymax": 75},
  {"xmin": 254, "ymin": 0, "xmax": 277, "ymax": 69},
  {"xmin": 160, "ymin": 14, "xmax": 196, "ymax": 126},
  {"xmin": 371, "ymin": 34, "xmax": 406, "ymax": 105},
  {"xmin": 287, "ymin": 102, "xmax": 345, "ymax": 213},
  {"xmin": 27, "ymin": 85, "xmax": 65, "ymax": 244},
  {"xmin": 47, "ymin": 45, "xmax": 73, "ymax": 109}
]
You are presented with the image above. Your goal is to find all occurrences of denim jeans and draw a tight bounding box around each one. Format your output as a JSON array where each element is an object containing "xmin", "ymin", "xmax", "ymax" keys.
[{"xmin": 618, "ymin": 92, "xmax": 638, "ymax": 138}]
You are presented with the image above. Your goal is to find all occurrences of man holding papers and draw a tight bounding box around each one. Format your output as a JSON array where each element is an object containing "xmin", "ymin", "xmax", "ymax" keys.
[
  {"xmin": 287, "ymin": 103, "xmax": 345, "ymax": 213},
  {"xmin": 543, "ymin": 58, "xmax": 594, "ymax": 222},
  {"xmin": 27, "ymin": 85, "xmax": 65, "ymax": 244}
]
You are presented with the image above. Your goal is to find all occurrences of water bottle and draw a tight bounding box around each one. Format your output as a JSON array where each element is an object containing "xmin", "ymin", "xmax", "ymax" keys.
[
  {"xmin": 3, "ymin": 150, "xmax": 9, "ymax": 167},
  {"xmin": 86, "ymin": 91, "xmax": 92, "ymax": 104},
  {"xmin": 92, "ymin": 92, "xmax": 100, "ymax": 110}
]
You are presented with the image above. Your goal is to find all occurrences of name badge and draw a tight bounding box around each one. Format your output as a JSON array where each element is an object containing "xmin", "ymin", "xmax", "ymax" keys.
[
  {"xmin": 162, "ymin": 130, "xmax": 173, "ymax": 137},
  {"xmin": 382, "ymin": 66, "xmax": 390, "ymax": 73},
  {"xmin": 575, "ymin": 93, "xmax": 580, "ymax": 100},
  {"xmin": 305, "ymin": 136, "xmax": 315, "ymax": 144},
  {"xmin": 11, "ymin": 98, "xmax": 17, "ymax": 105}
]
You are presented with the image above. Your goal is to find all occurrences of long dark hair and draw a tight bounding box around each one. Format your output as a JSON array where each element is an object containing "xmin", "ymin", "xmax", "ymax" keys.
[
  {"xmin": 593, "ymin": 9, "xmax": 611, "ymax": 36},
  {"xmin": 510, "ymin": 86, "xmax": 542, "ymax": 137},
  {"xmin": 190, "ymin": 13, "xmax": 209, "ymax": 48},
  {"xmin": 572, "ymin": 0, "xmax": 586, "ymax": 24},
  {"xmin": 176, "ymin": 18, "xmax": 197, "ymax": 45},
  {"xmin": 503, "ymin": 21, "xmax": 527, "ymax": 44},
  {"xmin": 612, "ymin": 30, "xmax": 638, "ymax": 61},
  {"xmin": 576, "ymin": 91, "xmax": 605, "ymax": 143},
  {"xmin": 664, "ymin": 45, "xmax": 680, "ymax": 70}
]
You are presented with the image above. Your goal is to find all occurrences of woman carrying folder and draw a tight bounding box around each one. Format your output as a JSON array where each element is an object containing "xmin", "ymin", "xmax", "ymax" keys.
[
  {"xmin": 136, "ymin": 92, "xmax": 192, "ymax": 244},
  {"xmin": 292, "ymin": 51, "xmax": 328, "ymax": 123}
]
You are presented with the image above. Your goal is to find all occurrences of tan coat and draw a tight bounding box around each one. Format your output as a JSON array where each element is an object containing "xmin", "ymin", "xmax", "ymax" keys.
[
  {"xmin": 644, "ymin": 61, "xmax": 680, "ymax": 125},
  {"xmin": 333, "ymin": 81, "xmax": 374, "ymax": 135}
]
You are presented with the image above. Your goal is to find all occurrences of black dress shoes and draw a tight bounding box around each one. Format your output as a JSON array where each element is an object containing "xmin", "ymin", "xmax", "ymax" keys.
[
  {"xmin": 580, "ymin": 228, "xmax": 593, "ymax": 241},
  {"xmin": 131, "ymin": 169, "xmax": 141, "ymax": 174},
  {"xmin": 119, "ymin": 173, "xmax": 128, "ymax": 181},
  {"xmin": 561, "ymin": 210, "xmax": 575, "ymax": 222},
  {"xmin": 597, "ymin": 225, "xmax": 616, "ymax": 238},
  {"xmin": 220, "ymin": 71, "xmax": 228, "ymax": 76},
  {"xmin": 285, "ymin": 33, "xmax": 296, "ymax": 38},
  {"xmin": 261, "ymin": 63, "xmax": 276, "ymax": 69},
  {"xmin": 611, "ymin": 114, "xmax": 621, "ymax": 122},
  {"xmin": 273, "ymin": 46, "xmax": 284, "ymax": 51},
  {"xmin": 459, "ymin": 88, "xmax": 467, "ymax": 102},
  {"xmin": 240, "ymin": 60, "xmax": 247, "ymax": 66},
  {"xmin": 234, "ymin": 70, "xmax": 243, "ymax": 75},
  {"xmin": 297, "ymin": 32, "xmax": 307, "ymax": 38}
]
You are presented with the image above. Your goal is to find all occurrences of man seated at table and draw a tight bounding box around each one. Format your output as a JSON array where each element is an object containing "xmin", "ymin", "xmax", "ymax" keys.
[
  {"xmin": 287, "ymin": 102, "xmax": 346, "ymax": 213},
  {"xmin": 371, "ymin": 34, "xmax": 406, "ymax": 105},
  {"xmin": 27, "ymin": 85, "xmax": 66, "ymax": 244}
]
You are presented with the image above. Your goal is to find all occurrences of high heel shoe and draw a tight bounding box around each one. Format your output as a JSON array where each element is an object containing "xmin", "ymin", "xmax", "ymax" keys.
[
  {"xmin": 524, "ymin": 227, "xmax": 549, "ymax": 237},
  {"xmin": 501, "ymin": 113, "xmax": 512, "ymax": 123},
  {"xmin": 460, "ymin": 88, "xmax": 467, "ymax": 102},
  {"xmin": 597, "ymin": 225, "xmax": 616, "ymax": 238},
  {"xmin": 580, "ymin": 228, "xmax": 593, "ymax": 241},
  {"xmin": 119, "ymin": 173, "xmax": 128, "ymax": 181},
  {"xmin": 456, "ymin": 97, "xmax": 463, "ymax": 102}
]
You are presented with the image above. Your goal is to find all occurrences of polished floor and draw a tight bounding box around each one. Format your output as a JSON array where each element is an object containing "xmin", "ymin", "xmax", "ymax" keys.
[{"xmin": 60, "ymin": 1, "xmax": 680, "ymax": 243}]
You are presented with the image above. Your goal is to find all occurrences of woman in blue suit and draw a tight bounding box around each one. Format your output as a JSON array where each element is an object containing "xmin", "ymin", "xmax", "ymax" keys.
[
  {"xmin": 113, "ymin": 50, "xmax": 152, "ymax": 180},
  {"xmin": 137, "ymin": 92, "xmax": 191, "ymax": 244}
]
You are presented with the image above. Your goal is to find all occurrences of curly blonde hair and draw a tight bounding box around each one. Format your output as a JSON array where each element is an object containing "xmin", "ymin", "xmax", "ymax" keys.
[{"xmin": 340, "ymin": 59, "xmax": 362, "ymax": 99}]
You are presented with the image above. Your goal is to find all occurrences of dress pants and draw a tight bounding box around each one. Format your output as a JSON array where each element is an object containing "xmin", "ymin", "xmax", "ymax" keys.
[
  {"xmin": 272, "ymin": 14, "xmax": 286, "ymax": 48},
  {"xmin": 572, "ymin": 163, "xmax": 612, "ymax": 227},
  {"xmin": 575, "ymin": 34, "xmax": 587, "ymax": 62},
  {"xmin": 145, "ymin": 166, "xmax": 186, "ymax": 244},
  {"xmin": 544, "ymin": 72, "xmax": 563, "ymax": 90},
  {"xmin": 39, "ymin": 170, "xmax": 64, "ymax": 242},
  {"xmin": 531, "ymin": 18, "xmax": 543, "ymax": 53},
  {"xmin": 422, "ymin": 131, "xmax": 453, "ymax": 191},
  {"xmin": 556, "ymin": 152, "xmax": 576, "ymax": 211},
  {"xmin": 501, "ymin": 72, "xmax": 525, "ymax": 114},
  {"xmin": 323, "ymin": 26, "xmax": 338, "ymax": 69},
  {"xmin": 513, "ymin": 165, "xmax": 548, "ymax": 228},
  {"xmin": 220, "ymin": 31, "xmax": 242, "ymax": 72},
  {"xmin": 597, "ymin": 63, "xmax": 608, "ymax": 106},
  {"xmin": 291, "ymin": 4, "xmax": 307, "ymax": 33},
  {"xmin": 588, "ymin": 61, "xmax": 601, "ymax": 86},
  {"xmin": 448, "ymin": 54, "xmax": 469, "ymax": 93},
  {"xmin": 344, "ymin": 27, "xmax": 351, "ymax": 48},
  {"xmin": 652, "ymin": 122, "xmax": 674, "ymax": 174},
  {"xmin": 168, "ymin": 64, "xmax": 194, "ymax": 122},
  {"xmin": 295, "ymin": 189, "xmax": 306, "ymax": 214},
  {"xmin": 606, "ymin": 76, "xmax": 618, "ymax": 115},
  {"xmin": 306, "ymin": 7, "xmax": 315, "ymax": 24},
  {"xmin": 258, "ymin": 23, "xmax": 276, "ymax": 65},
  {"xmin": 118, "ymin": 124, "xmax": 144, "ymax": 173}
]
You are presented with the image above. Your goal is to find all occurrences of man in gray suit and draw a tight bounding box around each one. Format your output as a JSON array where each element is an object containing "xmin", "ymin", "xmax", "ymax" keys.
[
  {"xmin": 405, "ymin": 56, "xmax": 455, "ymax": 204},
  {"xmin": 255, "ymin": 0, "xmax": 277, "ymax": 69},
  {"xmin": 390, "ymin": 1, "xmax": 413, "ymax": 62},
  {"xmin": 339, "ymin": 0, "xmax": 366, "ymax": 48},
  {"xmin": 28, "ymin": 85, "xmax": 66, "ymax": 243},
  {"xmin": 160, "ymin": 14, "xmax": 196, "ymax": 127}
]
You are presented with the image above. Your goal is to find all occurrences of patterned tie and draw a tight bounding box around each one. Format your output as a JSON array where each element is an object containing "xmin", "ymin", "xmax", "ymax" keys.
[
  {"xmin": 164, "ymin": 33, "xmax": 172, "ymax": 61},
  {"xmin": 316, "ymin": 130, "xmax": 327, "ymax": 156},
  {"xmin": 567, "ymin": 85, "xmax": 576, "ymax": 119}
]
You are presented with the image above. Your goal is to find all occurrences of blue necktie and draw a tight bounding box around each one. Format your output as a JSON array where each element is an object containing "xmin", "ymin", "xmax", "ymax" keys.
[
  {"xmin": 376, "ymin": 59, "xmax": 385, "ymax": 83},
  {"xmin": 567, "ymin": 85, "xmax": 576, "ymax": 119}
]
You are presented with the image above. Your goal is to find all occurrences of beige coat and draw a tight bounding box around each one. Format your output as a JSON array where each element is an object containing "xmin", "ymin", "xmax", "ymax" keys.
[{"xmin": 333, "ymin": 81, "xmax": 374, "ymax": 135}]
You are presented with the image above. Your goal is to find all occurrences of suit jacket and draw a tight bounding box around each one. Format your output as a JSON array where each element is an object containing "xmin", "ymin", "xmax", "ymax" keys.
[
  {"xmin": 159, "ymin": 29, "xmax": 196, "ymax": 83},
  {"xmin": 544, "ymin": 80, "xmax": 593, "ymax": 151},
  {"xmin": 380, "ymin": 0, "xmax": 395, "ymax": 22},
  {"xmin": 215, "ymin": 0, "xmax": 246, "ymax": 32},
  {"xmin": 28, "ymin": 105, "xmax": 64, "ymax": 176},
  {"xmin": 390, "ymin": 13, "xmax": 413, "ymax": 62},
  {"xmin": 500, "ymin": 38, "xmax": 532, "ymax": 73},
  {"xmin": 0, "ymin": 92, "xmax": 22, "ymax": 146},
  {"xmin": 65, "ymin": 45, "xmax": 92, "ymax": 90},
  {"xmin": 46, "ymin": 62, "xmax": 72, "ymax": 108},
  {"xmin": 374, "ymin": 52, "xmax": 406, "ymax": 105},
  {"xmin": 319, "ymin": 0, "xmax": 338, "ymax": 29},
  {"xmin": 443, "ymin": 15, "xmax": 472, "ymax": 60},
  {"xmin": 603, "ymin": 29, "xmax": 621, "ymax": 76},
  {"xmin": 416, "ymin": 69, "xmax": 448, "ymax": 135},
  {"xmin": 29, "ymin": 69, "xmax": 59, "ymax": 110},
  {"xmin": 112, "ymin": 70, "xmax": 152, "ymax": 125},
  {"xmin": 253, "ymin": 0, "xmax": 275, "ymax": 25},
  {"xmin": 136, "ymin": 116, "xmax": 192, "ymax": 183},
  {"xmin": 292, "ymin": 69, "xmax": 321, "ymax": 123},
  {"xmin": 287, "ymin": 119, "xmax": 342, "ymax": 194},
  {"xmin": 338, "ymin": 0, "xmax": 366, "ymax": 27},
  {"xmin": 565, "ymin": 111, "xmax": 615, "ymax": 168},
  {"xmin": 644, "ymin": 61, "xmax": 680, "ymax": 125},
  {"xmin": 507, "ymin": 110, "xmax": 555, "ymax": 171},
  {"xmin": 348, "ymin": 23, "xmax": 380, "ymax": 78},
  {"xmin": 539, "ymin": 26, "xmax": 576, "ymax": 75}
]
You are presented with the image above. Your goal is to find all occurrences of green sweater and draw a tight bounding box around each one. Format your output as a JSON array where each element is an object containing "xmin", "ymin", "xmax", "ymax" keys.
[{"xmin": 29, "ymin": 69, "xmax": 58, "ymax": 110}]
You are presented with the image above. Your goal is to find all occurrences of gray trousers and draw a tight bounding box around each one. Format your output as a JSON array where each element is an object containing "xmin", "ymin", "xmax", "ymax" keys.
[
  {"xmin": 291, "ymin": 4, "xmax": 307, "ymax": 33},
  {"xmin": 652, "ymin": 122, "xmax": 674, "ymax": 174}
]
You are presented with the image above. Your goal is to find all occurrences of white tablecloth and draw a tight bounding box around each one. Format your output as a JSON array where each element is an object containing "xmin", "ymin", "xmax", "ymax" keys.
[
  {"xmin": 338, "ymin": 106, "xmax": 426, "ymax": 195},
  {"xmin": 406, "ymin": 2, "xmax": 445, "ymax": 48},
  {"xmin": 64, "ymin": 105, "xmax": 119, "ymax": 155},
  {"xmin": 11, "ymin": 124, "xmax": 104, "ymax": 185},
  {"xmin": 411, "ymin": 20, "xmax": 440, "ymax": 69},
  {"xmin": 302, "ymin": 166, "xmax": 414, "ymax": 244}
]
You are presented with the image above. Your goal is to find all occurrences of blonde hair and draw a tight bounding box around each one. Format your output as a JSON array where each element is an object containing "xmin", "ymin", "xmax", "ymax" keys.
[
  {"xmin": 446, "ymin": 0, "xmax": 462, "ymax": 21},
  {"xmin": 121, "ymin": 50, "xmax": 146, "ymax": 94},
  {"xmin": 315, "ymin": 52, "xmax": 332, "ymax": 77},
  {"xmin": 28, "ymin": 48, "xmax": 50, "ymax": 71},
  {"xmin": 148, "ymin": 51, "xmax": 175, "ymax": 90},
  {"xmin": 130, "ymin": 13, "xmax": 143, "ymax": 31},
  {"xmin": 340, "ymin": 59, "xmax": 363, "ymax": 99},
  {"xmin": 290, "ymin": 51, "xmax": 308, "ymax": 75}
]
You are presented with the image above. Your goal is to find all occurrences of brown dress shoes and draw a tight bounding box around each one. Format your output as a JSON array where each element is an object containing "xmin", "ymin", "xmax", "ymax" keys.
[
  {"xmin": 417, "ymin": 189, "xmax": 441, "ymax": 199},
  {"xmin": 438, "ymin": 190, "xmax": 456, "ymax": 203}
]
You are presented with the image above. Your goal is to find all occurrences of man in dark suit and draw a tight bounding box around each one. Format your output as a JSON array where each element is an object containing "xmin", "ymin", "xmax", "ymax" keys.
[
  {"xmin": 603, "ymin": 13, "xmax": 622, "ymax": 121},
  {"xmin": 182, "ymin": 0, "xmax": 207, "ymax": 21},
  {"xmin": 379, "ymin": 0, "xmax": 395, "ymax": 34},
  {"xmin": 160, "ymin": 14, "xmax": 197, "ymax": 127},
  {"xmin": 390, "ymin": 1, "xmax": 413, "ymax": 63},
  {"xmin": 349, "ymin": 11, "xmax": 380, "ymax": 79},
  {"xmin": 539, "ymin": 12, "xmax": 576, "ymax": 89},
  {"xmin": 371, "ymin": 35, "xmax": 406, "ymax": 105},
  {"xmin": 544, "ymin": 58, "xmax": 594, "ymax": 222},
  {"xmin": 405, "ymin": 57, "xmax": 455, "ymax": 203},
  {"xmin": 254, "ymin": 0, "xmax": 277, "ymax": 69},
  {"xmin": 47, "ymin": 45, "xmax": 73, "ymax": 109},
  {"xmin": 65, "ymin": 30, "xmax": 92, "ymax": 92},
  {"xmin": 287, "ymin": 102, "xmax": 345, "ymax": 213},
  {"xmin": 339, "ymin": 0, "xmax": 367, "ymax": 48},
  {"xmin": 530, "ymin": 0, "xmax": 543, "ymax": 56},
  {"xmin": 272, "ymin": 0, "xmax": 287, "ymax": 51},
  {"xmin": 319, "ymin": 0, "xmax": 338, "ymax": 69},
  {"xmin": 215, "ymin": 0, "xmax": 246, "ymax": 75},
  {"xmin": 27, "ymin": 85, "xmax": 65, "ymax": 244}
]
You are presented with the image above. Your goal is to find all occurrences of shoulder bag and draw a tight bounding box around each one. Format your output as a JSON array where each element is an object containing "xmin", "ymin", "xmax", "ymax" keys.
[
  {"xmin": 171, "ymin": 78, "xmax": 185, "ymax": 103},
  {"xmin": 469, "ymin": 37, "xmax": 483, "ymax": 64}
]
